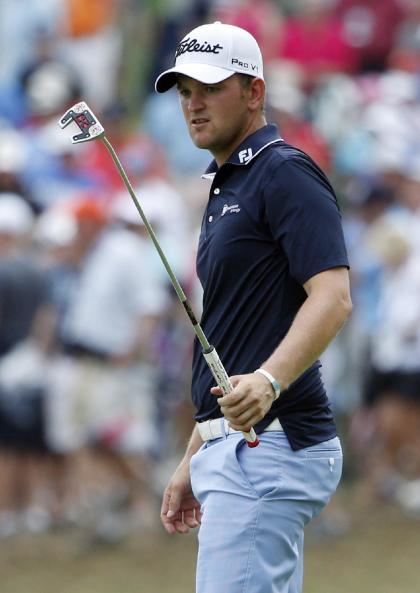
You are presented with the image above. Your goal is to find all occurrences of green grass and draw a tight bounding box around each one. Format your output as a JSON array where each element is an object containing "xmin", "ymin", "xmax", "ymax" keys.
[
  {"xmin": 305, "ymin": 502, "xmax": 420, "ymax": 593},
  {"xmin": 0, "ymin": 493, "xmax": 418, "ymax": 593}
]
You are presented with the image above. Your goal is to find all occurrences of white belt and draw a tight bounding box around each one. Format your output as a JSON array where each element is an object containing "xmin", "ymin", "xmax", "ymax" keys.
[{"xmin": 197, "ymin": 417, "xmax": 283, "ymax": 442}]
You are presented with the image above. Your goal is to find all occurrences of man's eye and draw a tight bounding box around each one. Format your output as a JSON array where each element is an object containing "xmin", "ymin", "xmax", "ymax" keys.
[
  {"xmin": 205, "ymin": 86, "xmax": 219, "ymax": 93},
  {"xmin": 178, "ymin": 89, "xmax": 190, "ymax": 98}
]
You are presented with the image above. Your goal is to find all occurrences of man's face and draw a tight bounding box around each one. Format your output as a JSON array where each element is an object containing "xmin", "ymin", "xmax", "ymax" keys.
[{"xmin": 176, "ymin": 74, "xmax": 253, "ymax": 164}]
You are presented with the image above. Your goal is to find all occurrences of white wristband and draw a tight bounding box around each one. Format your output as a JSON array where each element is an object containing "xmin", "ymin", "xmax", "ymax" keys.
[{"xmin": 254, "ymin": 368, "xmax": 281, "ymax": 401}]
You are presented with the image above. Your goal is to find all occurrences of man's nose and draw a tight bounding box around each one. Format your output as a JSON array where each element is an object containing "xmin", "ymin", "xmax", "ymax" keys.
[{"xmin": 187, "ymin": 91, "xmax": 205, "ymax": 112}]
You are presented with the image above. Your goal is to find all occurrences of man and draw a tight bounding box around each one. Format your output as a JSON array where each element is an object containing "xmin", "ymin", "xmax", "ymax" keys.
[{"xmin": 155, "ymin": 22, "xmax": 352, "ymax": 593}]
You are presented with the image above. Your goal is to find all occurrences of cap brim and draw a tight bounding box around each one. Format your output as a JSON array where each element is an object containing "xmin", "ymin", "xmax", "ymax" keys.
[{"xmin": 155, "ymin": 63, "xmax": 234, "ymax": 93}]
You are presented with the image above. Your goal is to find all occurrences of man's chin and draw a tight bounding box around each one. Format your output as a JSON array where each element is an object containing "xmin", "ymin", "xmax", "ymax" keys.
[
  {"xmin": 191, "ymin": 136, "xmax": 211, "ymax": 150},
  {"xmin": 189, "ymin": 128, "xmax": 212, "ymax": 149}
]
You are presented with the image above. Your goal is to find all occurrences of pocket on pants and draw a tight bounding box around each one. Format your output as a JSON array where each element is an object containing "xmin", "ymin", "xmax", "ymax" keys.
[
  {"xmin": 302, "ymin": 437, "xmax": 343, "ymax": 517},
  {"xmin": 235, "ymin": 433, "xmax": 283, "ymax": 498},
  {"xmin": 304, "ymin": 437, "xmax": 343, "ymax": 460},
  {"xmin": 189, "ymin": 441, "xmax": 212, "ymax": 504}
]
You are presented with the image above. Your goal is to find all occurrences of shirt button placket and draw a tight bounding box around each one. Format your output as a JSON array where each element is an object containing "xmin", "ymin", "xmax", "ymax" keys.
[{"xmin": 206, "ymin": 186, "xmax": 220, "ymax": 233}]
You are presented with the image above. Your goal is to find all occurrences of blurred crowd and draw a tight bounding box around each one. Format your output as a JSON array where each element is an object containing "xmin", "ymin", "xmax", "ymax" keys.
[{"xmin": 1, "ymin": 0, "xmax": 420, "ymax": 542}]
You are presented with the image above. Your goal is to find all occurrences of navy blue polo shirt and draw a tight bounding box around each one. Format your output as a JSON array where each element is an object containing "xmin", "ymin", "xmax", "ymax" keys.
[{"xmin": 192, "ymin": 124, "xmax": 349, "ymax": 450}]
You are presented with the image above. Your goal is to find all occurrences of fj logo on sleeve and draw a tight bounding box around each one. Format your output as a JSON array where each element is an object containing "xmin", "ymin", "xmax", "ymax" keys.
[
  {"xmin": 238, "ymin": 148, "xmax": 253, "ymax": 164},
  {"xmin": 221, "ymin": 204, "xmax": 241, "ymax": 216}
]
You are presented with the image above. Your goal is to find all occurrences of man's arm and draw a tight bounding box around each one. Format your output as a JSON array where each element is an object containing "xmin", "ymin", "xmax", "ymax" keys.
[
  {"xmin": 263, "ymin": 266, "xmax": 352, "ymax": 389},
  {"xmin": 213, "ymin": 267, "xmax": 352, "ymax": 432},
  {"xmin": 161, "ymin": 425, "xmax": 203, "ymax": 534}
]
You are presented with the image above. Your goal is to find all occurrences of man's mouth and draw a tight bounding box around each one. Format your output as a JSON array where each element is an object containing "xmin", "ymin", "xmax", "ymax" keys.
[{"xmin": 191, "ymin": 118, "xmax": 209, "ymax": 126}]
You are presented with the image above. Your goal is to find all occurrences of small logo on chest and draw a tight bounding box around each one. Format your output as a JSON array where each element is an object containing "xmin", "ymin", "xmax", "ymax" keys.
[{"xmin": 221, "ymin": 204, "xmax": 241, "ymax": 216}]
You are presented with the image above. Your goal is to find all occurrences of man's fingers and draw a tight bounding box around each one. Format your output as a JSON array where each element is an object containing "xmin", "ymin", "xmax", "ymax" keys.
[
  {"xmin": 162, "ymin": 516, "xmax": 178, "ymax": 534},
  {"xmin": 167, "ymin": 490, "xmax": 182, "ymax": 518},
  {"xmin": 210, "ymin": 375, "xmax": 242, "ymax": 397},
  {"xmin": 161, "ymin": 486, "xmax": 201, "ymax": 535},
  {"xmin": 216, "ymin": 390, "xmax": 245, "ymax": 407},
  {"xmin": 163, "ymin": 512, "xmax": 198, "ymax": 535},
  {"xmin": 228, "ymin": 420, "xmax": 255, "ymax": 432},
  {"xmin": 210, "ymin": 386, "xmax": 222, "ymax": 396},
  {"xmin": 228, "ymin": 406, "xmax": 256, "ymax": 423},
  {"xmin": 161, "ymin": 488, "xmax": 182, "ymax": 531},
  {"xmin": 173, "ymin": 520, "xmax": 190, "ymax": 534},
  {"xmin": 161, "ymin": 488, "xmax": 178, "ymax": 516},
  {"xmin": 229, "ymin": 375, "xmax": 241, "ymax": 387},
  {"xmin": 183, "ymin": 508, "xmax": 200, "ymax": 528},
  {"xmin": 162, "ymin": 510, "xmax": 194, "ymax": 535},
  {"xmin": 161, "ymin": 502, "xmax": 182, "ymax": 534}
]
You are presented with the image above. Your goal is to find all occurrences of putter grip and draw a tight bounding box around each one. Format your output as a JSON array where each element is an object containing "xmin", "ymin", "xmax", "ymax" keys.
[{"xmin": 203, "ymin": 347, "xmax": 259, "ymax": 447}]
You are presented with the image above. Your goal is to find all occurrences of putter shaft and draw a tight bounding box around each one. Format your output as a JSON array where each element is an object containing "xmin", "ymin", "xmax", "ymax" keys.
[{"xmin": 59, "ymin": 102, "xmax": 259, "ymax": 447}]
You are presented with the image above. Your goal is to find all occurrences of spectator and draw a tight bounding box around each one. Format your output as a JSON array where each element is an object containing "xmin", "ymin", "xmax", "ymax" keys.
[
  {"xmin": 335, "ymin": 0, "xmax": 405, "ymax": 72},
  {"xmin": 275, "ymin": 0, "xmax": 359, "ymax": 90},
  {"xmin": 58, "ymin": 0, "xmax": 122, "ymax": 111},
  {"xmin": 389, "ymin": 0, "xmax": 420, "ymax": 72},
  {"xmin": 42, "ymin": 194, "xmax": 168, "ymax": 536},
  {"xmin": 0, "ymin": 193, "xmax": 51, "ymax": 537},
  {"xmin": 0, "ymin": 0, "xmax": 65, "ymax": 90},
  {"xmin": 356, "ymin": 215, "xmax": 420, "ymax": 499},
  {"xmin": 0, "ymin": 127, "xmax": 39, "ymax": 213},
  {"xmin": 211, "ymin": 0, "xmax": 284, "ymax": 61},
  {"xmin": 265, "ymin": 65, "xmax": 332, "ymax": 172},
  {"xmin": 111, "ymin": 164, "xmax": 192, "ymax": 280}
]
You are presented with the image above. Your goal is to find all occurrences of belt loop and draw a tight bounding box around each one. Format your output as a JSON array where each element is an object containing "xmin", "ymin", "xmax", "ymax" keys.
[{"xmin": 220, "ymin": 418, "xmax": 228, "ymax": 439}]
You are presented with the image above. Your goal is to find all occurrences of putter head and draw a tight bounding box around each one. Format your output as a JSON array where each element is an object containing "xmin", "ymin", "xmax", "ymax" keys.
[{"xmin": 59, "ymin": 101, "xmax": 104, "ymax": 143}]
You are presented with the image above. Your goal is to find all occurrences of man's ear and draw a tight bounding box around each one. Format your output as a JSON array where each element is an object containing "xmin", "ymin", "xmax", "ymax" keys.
[{"xmin": 248, "ymin": 78, "xmax": 265, "ymax": 112}]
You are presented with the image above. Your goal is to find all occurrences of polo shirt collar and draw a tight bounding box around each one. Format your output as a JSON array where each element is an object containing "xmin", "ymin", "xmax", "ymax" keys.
[{"xmin": 202, "ymin": 124, "xmax": 283, "ymax": 178}]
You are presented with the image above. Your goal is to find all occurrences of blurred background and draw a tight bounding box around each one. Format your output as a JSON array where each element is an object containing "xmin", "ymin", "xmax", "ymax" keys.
[{"xmin": 0, "ymin": 0, "xmax": 420, "ymax": 591}]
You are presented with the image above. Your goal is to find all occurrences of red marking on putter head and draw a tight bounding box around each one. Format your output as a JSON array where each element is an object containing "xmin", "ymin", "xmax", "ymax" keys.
[
  {"xmin": 58, "ymin": 101, "xmax": 105, "ymax": 144},
  {"xmin": 247, "ymin": 438, "xmax": 260, "ymax": 448}
]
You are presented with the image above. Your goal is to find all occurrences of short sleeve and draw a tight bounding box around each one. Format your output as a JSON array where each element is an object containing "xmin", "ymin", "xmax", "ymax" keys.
[{"xmin": 263, "ymin": 157, "xmax": 349, "ymax": 284}]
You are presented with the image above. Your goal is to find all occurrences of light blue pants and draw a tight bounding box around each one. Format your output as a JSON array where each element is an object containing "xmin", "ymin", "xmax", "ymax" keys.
[{"xmin": 190, "ymin": 429, "xmax": 343, "ymax": 593}]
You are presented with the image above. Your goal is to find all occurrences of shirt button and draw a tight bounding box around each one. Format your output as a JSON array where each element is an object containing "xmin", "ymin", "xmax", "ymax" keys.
[
  {"xmin": 213, "ymin": 188, "xmax": 220, "ymax": 195},
  {"xmin": 208, "ymin": 215, "xmax": 213, "ymax": 222}
]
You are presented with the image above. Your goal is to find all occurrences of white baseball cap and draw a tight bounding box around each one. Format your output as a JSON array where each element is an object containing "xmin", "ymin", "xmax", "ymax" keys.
[{"xmin": 155, "ymin": 22, "xmax": 264, "ymax": 93}]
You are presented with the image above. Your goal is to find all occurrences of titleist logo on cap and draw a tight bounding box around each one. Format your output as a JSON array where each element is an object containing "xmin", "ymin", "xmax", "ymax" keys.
[{"xmin": 175, "ymin": 38, "xmax": 223, "ymax": 58}]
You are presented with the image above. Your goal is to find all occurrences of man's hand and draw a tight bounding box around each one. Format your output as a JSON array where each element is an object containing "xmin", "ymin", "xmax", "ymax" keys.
[
  {"xmin": 161, "ymin": 459, "xmax": 201, "ymax": 535},
  {"xmin": 210, "ymin": 373, "xmax": 275, "ymax": 431}
]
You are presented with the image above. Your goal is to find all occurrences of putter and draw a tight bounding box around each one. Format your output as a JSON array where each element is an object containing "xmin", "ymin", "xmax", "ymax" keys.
[{"xmin": 59, "ymin": 102, "xmax": 259, "ymax": 447}]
